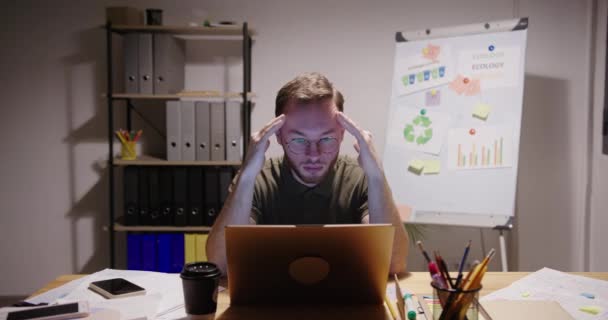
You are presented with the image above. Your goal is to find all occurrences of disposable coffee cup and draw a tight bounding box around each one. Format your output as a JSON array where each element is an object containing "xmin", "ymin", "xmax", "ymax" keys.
[{"xmin": 181, "ymin": 262, "xmax": 222, "ymax": 318}]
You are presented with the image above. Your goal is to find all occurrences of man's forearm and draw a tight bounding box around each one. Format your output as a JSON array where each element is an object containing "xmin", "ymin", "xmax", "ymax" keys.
[
  {"xmin": 366, "ymin": 173, "xmax": 409, "ymax": 275},
  {"xmin": 206, "ymin": 171, "xmax": 257, "ymax": 275}
]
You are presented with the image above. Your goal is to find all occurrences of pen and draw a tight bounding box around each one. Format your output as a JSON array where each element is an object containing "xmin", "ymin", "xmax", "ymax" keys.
[
  {"xmin": 404, "ymin": 294, "xmax": 417, "ymax": 320},
  {"xmin": 416, "ymin": 241, "xmax": 432, "ymax": 264},
  {"xmin": 455, "ymin": 240, "xmax": 471, "ymax": 288},
  {"xmin": 434, "ymin": 251, "xmax": 454, "ymax": 288},
  {"xmin": 429, "ymin": 263, "xmax": 448, "ymax": 289}
]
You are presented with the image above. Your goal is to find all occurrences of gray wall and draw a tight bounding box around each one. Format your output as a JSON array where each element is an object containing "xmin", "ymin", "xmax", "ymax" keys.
[{"xmin": 0, "ymin": 0, "xmax": 604, "ymax": 295}]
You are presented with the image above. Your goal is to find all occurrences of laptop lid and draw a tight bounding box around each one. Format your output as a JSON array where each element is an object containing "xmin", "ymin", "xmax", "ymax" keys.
[{"xmin": 226, "ymin": 224, "xmax": 394, "ymax": 305}]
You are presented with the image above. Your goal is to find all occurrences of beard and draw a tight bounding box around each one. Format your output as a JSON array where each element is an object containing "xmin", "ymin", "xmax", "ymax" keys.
[{"xmin": 285, "ymin": 153, "xmax": 340, "ymax": 187}]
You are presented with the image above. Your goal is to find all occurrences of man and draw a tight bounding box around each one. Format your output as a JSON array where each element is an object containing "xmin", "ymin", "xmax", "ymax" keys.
[{"xmin": 207, "ymin": 72, "xmax": 408, "ymax": 275}]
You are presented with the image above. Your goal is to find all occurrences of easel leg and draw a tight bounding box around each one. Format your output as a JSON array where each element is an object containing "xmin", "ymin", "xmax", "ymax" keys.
[{"xmin": 499, "ymin": 230, "xmax": 508, "ymax": 271}]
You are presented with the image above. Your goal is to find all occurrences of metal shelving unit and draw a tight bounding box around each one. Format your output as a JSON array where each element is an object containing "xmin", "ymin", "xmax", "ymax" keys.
[{"xmin": 105, "ymin": 22, "xmax": 253, "ymax": 268}]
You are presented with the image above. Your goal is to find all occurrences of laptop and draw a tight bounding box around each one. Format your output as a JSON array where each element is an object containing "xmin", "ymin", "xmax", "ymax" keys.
[{"xmin": 226, "ymin": 224, "xmax": 394, "ymax": 305}]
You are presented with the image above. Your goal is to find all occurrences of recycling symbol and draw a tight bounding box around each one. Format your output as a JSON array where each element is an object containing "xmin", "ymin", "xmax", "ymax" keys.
[{"xmin": 404, "ymin": 110, "xmax": 433, "ymax": 145}]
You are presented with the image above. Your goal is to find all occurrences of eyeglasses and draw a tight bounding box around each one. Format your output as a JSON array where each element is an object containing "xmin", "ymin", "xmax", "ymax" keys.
[{"xmin": 286, "ymin": 137, "xmax": 339, "ymax": 155}]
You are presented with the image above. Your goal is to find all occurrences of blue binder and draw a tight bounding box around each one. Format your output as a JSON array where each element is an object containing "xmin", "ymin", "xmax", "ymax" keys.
[
  {"xmin": 170, "ymin": 233, "xmax": 185, "ymax": 273},
  {"xmin": 157, "ymin": 233, "xmax": 172, "ymax": 273},
  {"xmin": 127, "ymin": 233, "xmax": 143, "ymax": 270},
  {"xmin": 142, "ymin": 233, "xmax": 157, "ymax": 271}
]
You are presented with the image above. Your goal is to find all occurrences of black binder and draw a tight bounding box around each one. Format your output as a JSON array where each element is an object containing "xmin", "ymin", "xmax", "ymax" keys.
[
  {"xmin": 159, "ymin": 167, "xmax": 173, "ymax": 226},
  {"xmin": 187, "ymin": 167, "xmax": 204, "ymax": 226},
  {"xmin": 204, "ymin": 168, "xmax": 220, "ymax": 226},
  {"xmin": 148, "ymin": 167, "xmax": 161, "ymax": 225},
  {"xmin": 124, "ymin": 166, "xmax": 139, "ymax": 226},
  {"xmin": 173, "ymin": 167, "xmax": 188, "ymax": 226},
  {"xmin": 137, "ymin": 167, "xmax": 151, "ymax": 225},
  {"xmin": 219, "ymin": 167, "xmax": 233, "ymax": 208}
]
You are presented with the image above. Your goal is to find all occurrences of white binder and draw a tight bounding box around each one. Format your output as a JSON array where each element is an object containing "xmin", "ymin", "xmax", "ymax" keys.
[
  {"xmin": 138, "ymin": 33, "xmax": 153, "ymax": 94},
  {"xmin": 210, "ymin": 101, "xmax": 226, "ymax": 161},
  {"xmin": 181, "ymin": 101, "xmax": 196, "ymax": 161},
  {"xmin": 225, "ymin": 101, "xmax": 243, "ymax": 161},
  {"xmin": 123, "ymin": 33, "xmax": 139, "ymax": 93},
  {"xmin": 195, "ymin": 101, "xmax": 211, "ymax": 161},
  {"xmin": 166, "ymin": 101, "xmax": 182, "ymax": 160},
  {"xmin": 153, "ymin": 34, "xmax": 185, "ymax": 94}
]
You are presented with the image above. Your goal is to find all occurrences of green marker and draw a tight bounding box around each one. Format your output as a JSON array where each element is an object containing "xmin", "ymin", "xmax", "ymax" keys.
[{"xmin": 404, "ymin": 294, "xmax": 416, "ymax": 320}]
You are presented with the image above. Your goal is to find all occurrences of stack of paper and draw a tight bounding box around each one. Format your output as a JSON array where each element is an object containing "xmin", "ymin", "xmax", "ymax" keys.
[
  {"xmin": 26, "ymin": 269, "xmax": 185, "ymax": 320},
  {"xmin": 481, "ymin": 268, "xmax": 608, "ymax": 319}
]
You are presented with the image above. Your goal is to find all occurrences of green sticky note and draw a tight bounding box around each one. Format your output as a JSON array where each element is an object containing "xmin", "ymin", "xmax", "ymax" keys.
[
  {"xmin": 579, "ymin": 306, "xmax": 602, "ymax": 315},
  {"xmin": 472, "ymin": 103, "xmax": 491, "ymax": 121},
  {"xmin": 408, "ymin": 159, "xmax": 425, "ymax": 175},
  {"xmin": 423, "ymin": 160, "xmax": 441, "ymax": 174}
]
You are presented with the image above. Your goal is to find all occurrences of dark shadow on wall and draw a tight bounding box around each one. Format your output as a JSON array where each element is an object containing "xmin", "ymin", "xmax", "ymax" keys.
[
  {"xmin": 512, "ymin": 74, "xmax": 575, "ymax": 271},
  {"xmin": 61, "ymin": 26, "xmax": 111, "ymax": 274},
  {"xmin": 61, "ymin": 26, "xmax": 171, "ymax": 274}
]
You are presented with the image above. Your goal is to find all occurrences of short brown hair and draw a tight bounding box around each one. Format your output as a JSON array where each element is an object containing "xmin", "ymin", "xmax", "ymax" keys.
[{"xmin": 275, "ymin": 72, "xmax": 344, "ymax": 116}]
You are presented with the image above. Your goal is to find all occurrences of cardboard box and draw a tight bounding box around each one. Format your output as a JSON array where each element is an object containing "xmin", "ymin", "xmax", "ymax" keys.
[{"xmin": 106, "ymin": 7, "xmax": 143, "ymax": 25}]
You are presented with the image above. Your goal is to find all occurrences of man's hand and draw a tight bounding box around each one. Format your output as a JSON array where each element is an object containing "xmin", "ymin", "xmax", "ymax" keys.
[
  {"xmin": 241, "ymin": 115, "xmax": 286, "ymax": 178},
  {"xmin": 337, "ymin": 112, "xmax": 383, "ymax": 179}
]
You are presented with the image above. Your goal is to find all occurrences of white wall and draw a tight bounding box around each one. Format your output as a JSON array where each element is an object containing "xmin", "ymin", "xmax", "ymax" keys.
[
  {"xmin": 590, "ymin": 0, "xmax": 608, "ymax": 271},
  {"xmin": 0, "ymin": 0, "xmax": 601, "ymax": 295}
]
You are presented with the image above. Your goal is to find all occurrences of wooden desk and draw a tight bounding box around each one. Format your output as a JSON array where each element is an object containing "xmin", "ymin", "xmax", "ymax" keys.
[{"xmin": 31, "ymin": 272, "xmax": 608, "ymax": 320}]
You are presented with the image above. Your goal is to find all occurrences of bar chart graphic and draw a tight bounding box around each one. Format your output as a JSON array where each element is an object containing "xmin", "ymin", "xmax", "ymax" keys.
[{"xmin": 448, "ymin": 126, "xmax": 513, "ymax": 170}]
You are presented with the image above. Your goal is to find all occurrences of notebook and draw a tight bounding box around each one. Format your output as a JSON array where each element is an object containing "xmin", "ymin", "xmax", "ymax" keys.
[{"xmin": 225, "ymin": 224, "xmax": 395, "ymax": 305}]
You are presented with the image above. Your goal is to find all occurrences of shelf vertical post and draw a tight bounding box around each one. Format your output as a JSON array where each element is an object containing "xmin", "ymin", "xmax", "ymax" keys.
[
  {"xmin": 242, "ymin": 23, "xmax": 252, "ymax": 154},
  {"xmin": 106, "ymin": 23, "xmax": 116, "ymax": 268}
]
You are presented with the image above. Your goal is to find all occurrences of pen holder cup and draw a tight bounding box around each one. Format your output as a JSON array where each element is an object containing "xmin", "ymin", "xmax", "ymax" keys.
[
  {"xmin": 431, "ymin": 282, "xmax": 481, "ymax": 320},
  {"xmin": 120, "ymin": 141, "xmax": 137, "ymax": 160}
]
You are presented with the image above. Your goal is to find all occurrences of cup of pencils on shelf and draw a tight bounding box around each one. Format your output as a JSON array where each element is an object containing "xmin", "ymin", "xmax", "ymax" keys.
[
  {"xmin": 115, "ymin": 129, "xmax": 142, "ymax": 160},
  {"xmin": 417, "ymin": 240, "xmax": 495, "ymax": 320}
]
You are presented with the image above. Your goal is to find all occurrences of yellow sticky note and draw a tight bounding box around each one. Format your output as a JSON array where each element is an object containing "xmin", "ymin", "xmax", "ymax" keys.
[
  {"xmin": 473, "ymin": 103, "xmax": 491, "ymax": 120},
  {"xmin": 423, "ymin": 160, "xmax": 441, "ymax": 174},
  {"xmin": 521, "ymin": 292, "xmax": 531, "ymax": 297},
  {"xmin": 579, "ymin": 306, "xmax": 602, "ymax": 315},
  {"xmin": 408, "ymin": 159, "xmax": 425, "ymax": 175}
]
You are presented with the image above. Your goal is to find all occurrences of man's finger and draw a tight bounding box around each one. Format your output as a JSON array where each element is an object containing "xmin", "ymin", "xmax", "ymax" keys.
[
  {"xmin": 337, "ymin": 112, "xmax": 364, "ymax": 141},
  {"xmin": 258, "ymin": 114, "xmax": 285, "ymax": 137},
  {"xmin": 259, "ymin": 115, "xmax": 285, "ymax": 142}
]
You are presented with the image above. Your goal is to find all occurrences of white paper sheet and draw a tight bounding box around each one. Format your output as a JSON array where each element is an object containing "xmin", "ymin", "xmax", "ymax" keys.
[{"xmin": 481, "ymin": 268, "xmax": 608, "ymax": 319}]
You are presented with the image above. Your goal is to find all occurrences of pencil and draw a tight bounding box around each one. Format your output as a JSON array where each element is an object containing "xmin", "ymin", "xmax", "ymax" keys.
[{"xmin": 385, "ymin": 295, "xmax": 399, "ymax": 320}]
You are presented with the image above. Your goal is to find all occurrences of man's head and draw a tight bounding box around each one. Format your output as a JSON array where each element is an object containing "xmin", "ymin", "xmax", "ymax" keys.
[{"xmin": 275, "ymin": 72, "xmax": 345, "ymax": 187}]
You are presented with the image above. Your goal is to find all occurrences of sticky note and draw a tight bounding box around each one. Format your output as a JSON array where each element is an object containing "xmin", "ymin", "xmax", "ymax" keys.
[
  {"xmin": 425, "ymin": 89, "xmax": 440, "ymax": 106},
  {"xmin": 473, "ymin": 103, "xmax": 491, "ymax": 120},
  {"xmin": 581, "ymin": 292, "xmax": 595, "ymax": 299},
  {"xmin": 579, "ymin": 306, "xmax": 602, "ymax": 315},
  {"xmin": 423, "ymin": 160, "xmax": 441, "ymax": 174},
  {"xmin": 521, "ymin": 292, "xmax": 530, "ymax": 297},
  {"xmin": 408, "ymin": 159, "xmax": 425, "ymax": 175}
]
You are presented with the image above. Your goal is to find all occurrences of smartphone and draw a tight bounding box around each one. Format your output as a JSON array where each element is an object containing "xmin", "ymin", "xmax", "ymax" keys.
[
  {"xmin": 2, "ymin": 302, "xmax": 89, "ymax": 320},
  {"xmin": 88, "ymin": 278, "xmax": 146, "ymax": 299}
]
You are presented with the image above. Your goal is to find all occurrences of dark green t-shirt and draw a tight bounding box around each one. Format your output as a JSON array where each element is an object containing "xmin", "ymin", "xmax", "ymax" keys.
[{"xmin": 251, "ymin": 155, "xmax": 369, "ymax": 224}]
